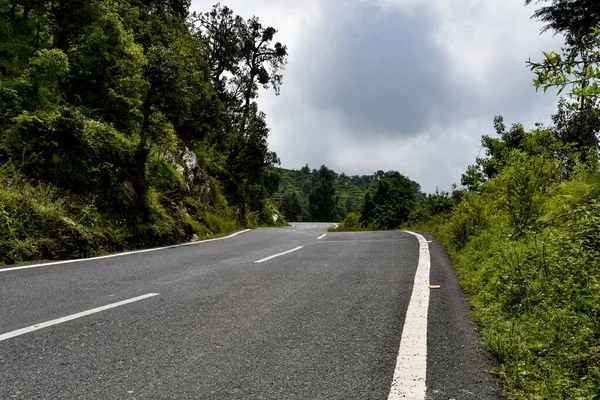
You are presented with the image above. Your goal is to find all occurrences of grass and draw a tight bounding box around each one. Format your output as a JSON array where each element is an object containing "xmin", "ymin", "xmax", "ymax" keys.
[
  {"xmin": 407, "ymin": 167, "xmax": 600, "ymax": 399},
  {"xmin": 0, "ymin": 162, "xmax": 244, "ymax": 266}
]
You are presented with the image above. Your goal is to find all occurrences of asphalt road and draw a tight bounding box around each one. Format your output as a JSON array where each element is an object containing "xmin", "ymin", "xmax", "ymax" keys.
[{"xmin": 0, "ymin": 223, "xmax": 501, "ymax": 399}]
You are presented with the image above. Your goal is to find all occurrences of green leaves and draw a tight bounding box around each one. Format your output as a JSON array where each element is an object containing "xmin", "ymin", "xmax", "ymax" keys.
[
  {"xmin": 528, "ymin": 23, "xmax": 600, "ymax": 107},
  {"xmin": 26, "ymin": 48, "xmax": 69, "ymax": 93},
  {"xmin": 359, "ymin": 171, "xmax": 417, "ymax": 229},
  {"xmin": 308, "ymin": 165, "xmax": 337, "ymax": 222}
]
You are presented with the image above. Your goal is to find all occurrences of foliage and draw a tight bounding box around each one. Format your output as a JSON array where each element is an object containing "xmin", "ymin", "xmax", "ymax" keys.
[
  {"xmin": 525, "ymin": 0, "xmax": 600, "ymax": 42},
  {"xmin": 308, "ymin": 165, "xmax": 337, "ymax": 222},
  {"xmin": 359, "ymin": 171, "xmax": 417, "ymax": 229},
  {"xmin": 279, "ymin": 189, "xmax": 304, "ymax": 222},
  {"xmin": 0, "ymin": 1, "xmax": 288, "ymax": 266},
  {"xmin": 26, "ymin": 48, "xmax": 69, "ymax": 93},
  {"xmin": 272, "ymin": 165, "xmax": 388, "ymax": 222},
  {"xmin": 329, "ymin": 211, "xmax": 367, "ymax": 232},
  {"xmin": 408, "ymin": 113, "xmax": 600, "ymax": 398},
  {"xmin": 527, "ymin": 28, "xmax": 600, "ymax": 104},
  {"xmin": 408, "ymin": 189, "xmax": 456, "ymax": 224}
]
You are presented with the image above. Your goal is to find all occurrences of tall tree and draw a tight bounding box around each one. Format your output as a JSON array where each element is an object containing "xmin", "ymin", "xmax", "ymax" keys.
[
  {"xmin": 195, "ymin": 4, "xmax": 287, "ymax": 128},
  {"xmin": 308, "ymin": 165, "xmax": 337, "ymax": 222},
  {"xmin": 193, "ymin": 4, "xmax": 241, "ymax": 98},
  {"xmin": 236, "ymin": 16, "xmax": 287, "ymax": 129},
  {"xmin": 279, "ymin": 189, "xmax": 303, "ymax": 222}
]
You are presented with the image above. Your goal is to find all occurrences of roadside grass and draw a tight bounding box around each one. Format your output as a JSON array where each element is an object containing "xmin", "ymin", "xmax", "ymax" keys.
[
  {"xmin": 0, "ymin": 163, "xmax": 245, "ymax": 266},
  {"xmin": 407, "ymin": 166, "xmax": 600, "ymax": 399},
  {"xmin": 328, "ymin": 211, "xmax": 370, "ymax": 232}
]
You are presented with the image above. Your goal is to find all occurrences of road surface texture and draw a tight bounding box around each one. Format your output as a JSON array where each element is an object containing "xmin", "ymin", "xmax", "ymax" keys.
[{"xmin": 0, "ymin": 223, "xmax": 501, "ymax": 399}]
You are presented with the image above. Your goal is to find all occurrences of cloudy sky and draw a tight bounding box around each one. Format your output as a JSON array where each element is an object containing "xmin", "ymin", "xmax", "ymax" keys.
[{"xmin": 191, "ymin": 0, "xmax": 564, "ymax": 193}]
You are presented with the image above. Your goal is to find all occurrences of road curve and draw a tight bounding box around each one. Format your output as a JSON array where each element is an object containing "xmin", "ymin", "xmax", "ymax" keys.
[{"xmin": 0, "ymin": 223, "xmax": 500, "ymax": 399}]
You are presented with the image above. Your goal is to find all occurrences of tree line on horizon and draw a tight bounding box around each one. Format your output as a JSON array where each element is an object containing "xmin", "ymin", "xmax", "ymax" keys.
[{"xmin": 273, "ymin": 164, "xmax": 442, "ymax": 226}]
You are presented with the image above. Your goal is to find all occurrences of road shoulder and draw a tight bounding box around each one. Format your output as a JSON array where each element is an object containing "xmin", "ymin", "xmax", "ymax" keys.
[{"xmin": 419, "ymin": 232, "xmax": 504, "ymax": 399}]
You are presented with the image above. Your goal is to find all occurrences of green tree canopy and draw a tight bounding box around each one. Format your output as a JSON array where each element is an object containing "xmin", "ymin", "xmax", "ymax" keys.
[
  {"xmin": 360, "ymin": 171, "xmax": 417, "ymax": 229},
  {"xmin": 308, "ymin": 165, "xmax": 337, "ymax": 222}
]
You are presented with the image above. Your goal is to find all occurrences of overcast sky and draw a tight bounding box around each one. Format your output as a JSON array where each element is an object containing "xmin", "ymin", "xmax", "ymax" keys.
[{"xmin": 191, "ymin": 0, "xmax": 564, "ymax": 193}]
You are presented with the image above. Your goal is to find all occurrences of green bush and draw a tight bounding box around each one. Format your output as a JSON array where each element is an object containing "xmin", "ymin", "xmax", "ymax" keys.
[
  {"xmin": 413, "ymin": 164, "xmax": 600, "ymax": 399},
  {"xmin": 329, "ymin": 211, "xmax": 365, "ymax": 232}
]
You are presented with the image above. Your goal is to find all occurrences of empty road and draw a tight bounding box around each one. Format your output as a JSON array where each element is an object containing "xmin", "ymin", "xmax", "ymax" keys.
[{"xmin": 0, "ymin": 223, "xmax": 500, "ymax": 399}]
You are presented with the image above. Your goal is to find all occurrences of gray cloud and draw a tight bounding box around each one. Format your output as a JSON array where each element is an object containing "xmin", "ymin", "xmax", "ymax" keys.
[
  {"xmin": 191, "ymin": 0, "xmax": 565, "ymax": 192},
  {"xmin": 297, "ymin": 2, "xmax": 453, "ymax": 138}
]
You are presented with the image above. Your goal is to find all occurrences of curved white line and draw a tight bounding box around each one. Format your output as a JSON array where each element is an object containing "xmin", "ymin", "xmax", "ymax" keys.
[
  {"xmin": 0, "ymin": 230, "xmax": 251, "ymax": 273},
  {"xmin": 388, "ymin": 231, "xmax": 431, "ymax": 400}
]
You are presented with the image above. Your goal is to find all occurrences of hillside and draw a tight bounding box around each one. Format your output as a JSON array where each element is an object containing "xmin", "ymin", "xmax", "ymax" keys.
[
  {"xmin": 272, "ymin": 166, "xmax": 379, "ymax": 221},
  {"xmin": 0, "ymin": 2, "xmax": 287, "ymax": 265}
]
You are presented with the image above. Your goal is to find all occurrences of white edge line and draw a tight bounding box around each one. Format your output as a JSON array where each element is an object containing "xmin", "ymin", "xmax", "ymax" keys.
[
  {"xmin": 0, "ymin": 229, "xmax": 251, "ymax": 273},
  {"xmin": 254, "ymin": 246, "xmax": 304, "ymax": 263},
  {"xmin": 387, "ymin": 231, "xmax": 431, "ymax": 400},
  {"xmin": 317, "ymin": 234, "xmax": 326, "ymax": 240},
  {"xmin": 0, "ymin": 293, "xmax": 160, "ymax": 342}
]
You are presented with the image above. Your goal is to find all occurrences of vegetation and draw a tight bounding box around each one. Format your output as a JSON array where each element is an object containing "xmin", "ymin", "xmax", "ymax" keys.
[
  {"xmin": 0, "ymin": 1, "xmax": 287, "ymax": 266},
  {"xmin": 408, "ymin": 2, "xmax": 600, "ymax": 396},
  {"xmin": 272, "ymin": 165, "xmax": 385, "ymax": 222}
]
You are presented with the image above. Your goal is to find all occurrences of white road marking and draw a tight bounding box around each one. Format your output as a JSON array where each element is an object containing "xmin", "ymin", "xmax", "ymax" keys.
[
  {"xmin": 317, "ymin": 234, "xmax": 326, "ymax": 240},
  {"xmin": 334, "ymin": 223, "xmax": 339, "ymax": 228},
  {"xmin": 0, "ymin": 230, "xmax": 251, "ymax": 273},
  {"xmin": 254, "ymin": 246, "xmax": 304, "ymax": 263},
  {"xmin": 0, "ymin": 293, "xmax": 160, "ymax": 342},
  {"xmin": 388, "ymin": 231, "xmax": 431, "ymax": 400}
]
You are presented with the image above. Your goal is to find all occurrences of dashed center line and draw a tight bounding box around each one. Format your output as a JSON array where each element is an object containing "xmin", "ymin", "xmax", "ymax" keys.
[
  {"xmin": 0, "ymin": 293, "xmax": 160, "ymax": 342},
  {"xmin": 317, "ymin": 234, "xmax": 327, "ymax": 240},
  {"xmin": 254, "ymin": 246, "xmax": 304, "ymax": 263}
]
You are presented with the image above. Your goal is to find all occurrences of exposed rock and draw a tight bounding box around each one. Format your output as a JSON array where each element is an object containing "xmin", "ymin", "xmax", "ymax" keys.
[
  {"xmin": 119, "ymin": 180, "xmax": 137, "ymax": 206},
  {"xmin": 166, "ymin": 142, "xmax": 212, "ymax": 204}
]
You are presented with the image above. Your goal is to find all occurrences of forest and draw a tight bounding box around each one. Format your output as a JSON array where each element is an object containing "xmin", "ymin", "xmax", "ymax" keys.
[{"xmin": 0, "ymin": 1, "xmax": 289, "ymax": 265}]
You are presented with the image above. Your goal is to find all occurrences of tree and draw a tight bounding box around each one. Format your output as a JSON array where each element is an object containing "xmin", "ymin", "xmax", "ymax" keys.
[
  {"xmin": 525, "ymin": 0, "xmax": 600, "ymax": 42},
  {"xmin": 279, "ymin": 190, "xmax": 303, "ymax": 221},
  {"xmin": 236, "ymin": 16, "xmax": 287, "ymax": 128},
  {"xmin": 193, "ymin": 4, "xmax": 242, "ymax": 98},
  {"xmin": 527, "ymin": 24, "xmax": 600, "ymax": 159},
  {"xmin": 26, "ymin": 48, "xmax": 69, "ymax": 94},
  {"xmin": 308, "ymin": 165, "xmax": 337, "ymax": 221},
  {"xmin": 461, "ymin": 116, "xmax": 534, "ymax": 191},
  {"xmin": 195, "ymin": 5, "xmax": 287, "ymax": 129},
  {"xmin": 360, "ymin": 171, "xmax": 417, "ymax": 229},
  {"xmin": 528, "ymin": 27, "xmax": 600, "ymax": 106},
  {"xmin": 67, "ymin": 9, "xmax": 147, "ymax": 133}
]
